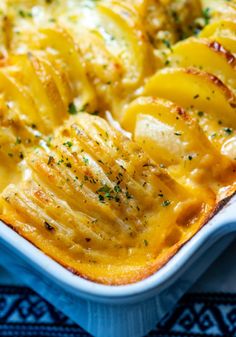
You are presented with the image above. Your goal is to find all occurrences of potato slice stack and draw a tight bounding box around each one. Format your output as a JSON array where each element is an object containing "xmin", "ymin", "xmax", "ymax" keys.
[
  {"xmin": 0, "ymin": 114, "xmax": 210, "ymax": 284},
  {"xmin": 121, "ymin": 0, "xmax": 236, "ymax": 200}
]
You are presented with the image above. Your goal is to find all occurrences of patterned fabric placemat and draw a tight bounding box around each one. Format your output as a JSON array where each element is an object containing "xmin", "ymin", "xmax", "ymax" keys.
[{"xmin": 0, "ymin": 286, "xmax": 235, "ymax": 337}]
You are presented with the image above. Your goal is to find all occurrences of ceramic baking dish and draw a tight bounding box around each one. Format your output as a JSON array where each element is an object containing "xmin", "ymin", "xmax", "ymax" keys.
[{"xmin": 0, "ymin": 195, "xmax": 235, "ymax": 337}]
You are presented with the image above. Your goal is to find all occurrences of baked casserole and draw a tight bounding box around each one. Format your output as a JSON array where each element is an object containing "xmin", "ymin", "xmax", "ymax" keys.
[{"xmin": 0, "ymin": 0, "xmax": 235, "ymax": 284}]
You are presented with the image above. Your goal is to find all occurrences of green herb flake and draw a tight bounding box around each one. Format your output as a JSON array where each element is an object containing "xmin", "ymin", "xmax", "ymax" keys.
[
  {"xmin": 162, "ymin": 39, "xmax": 172, "ymax": 49},
  {"xmin": 202, "ymin": 7, "xmax": 211, "ymax": 26},
  {"xmin": 97, "ymin": 185, "xmax": 111, "ymax": 194},
  {"xmin": 162, "ymin": 200, "xmax": 171, "ymax": 207},
  {"xmin": 68, "ymin": 102, "xmax": 77, "ymax": 115},
  {"xmin": 15, "ymin": 137, "xmax": 22, "ymax": 145},
  {"xmin": 63, "ymin": 141, "xmax": 73, "ymax": 148},
  {"xmin": 83, "ymin": 157, "xmax": 89, "ymax": 165},
  {"xmin": 224, "ymin": 127, "xmax": 233, "ymax": 135},
  {"xmin": 19, "ymin": 9, "xmax": 32, "ymax": 18},
  {"xmin": 144, "ymin": 239, "xmax": 148, "ymax": 247},
  {"xmin": 125, "ymin": 191, "xmax": 132, "ymax": 199},
  {"xmin": 197, "ymin": 111, "xmax": 204, "ymax": 117},
  {"xmin": 114, "ymin": 185, "xmax": 121, "ymax": 193},
  {"xmin": 98, "ymin": 194, "xmax": 105, "ymax": 202}
]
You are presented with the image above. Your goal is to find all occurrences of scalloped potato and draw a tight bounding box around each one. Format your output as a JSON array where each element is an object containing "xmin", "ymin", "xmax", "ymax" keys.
[{"xmin": 0, "ymin": 0, "xmax": 235, "ymax": 284}]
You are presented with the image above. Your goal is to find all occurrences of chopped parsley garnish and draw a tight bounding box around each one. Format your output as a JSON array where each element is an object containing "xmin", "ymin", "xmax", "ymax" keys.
[
  {"xmin": 202, "ymin": 7, "xmax": 211, "ymax": 26},
  {"xmin": 224, "ymin": 127, "xmax": 233, "ymax": 135},
  {"xmin": 162, "ymin": 200, "xmax": 171, "ymax": 207},
  {"xmin": 162, "ymin": 39, "xmax": 172, "ymax": 49},
  {"xmin": 125, "ymin": 191, "xmax": 132, "ymax": 199},
  {"xmin": 83, "ymin": 157, "xmax": 89, "ymax": 165},
  {"xmin": 68, "ymin": 102, "xmax": 77, "ymax": 115},
  {"xmin": 63, "ymin": 141, "xmax": 73, "ymax": 148},
  {"xmin": 15, "ymin": 137, "xmax": 22, "ymax": 145},
  {"xmin": 98, "ymin": 194, "xmax": 105, "ymax": 202},
  {"xmin": 165, "ymin": 60, "xmax": 170, "ymax": 66},
  {"xmin": 97, "ymin": 185, "xmax": 113, "ymax": 200},
  {"xmin": 18, "ymin": 9, "xmax": 32, "ymax": 18},
  {"xmin": 114, "ymin": 185, "xmax": 121, "ymax": 193},
  {"xmin": 97, "ymin": 185, "xmax": 111, "ymax": 194},
  {"xmin": 96, "ymin": 184, "xmax": 128, "ymax": 203},
  {"xmin": 198, "ymin": 111, "xmax": 204, "ymax": 117}
]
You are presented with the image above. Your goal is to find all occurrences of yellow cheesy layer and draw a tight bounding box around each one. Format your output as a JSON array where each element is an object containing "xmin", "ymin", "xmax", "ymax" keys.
[{"xmin": 0, "ymin": 0, "xmax": 235, "ymax": 284}]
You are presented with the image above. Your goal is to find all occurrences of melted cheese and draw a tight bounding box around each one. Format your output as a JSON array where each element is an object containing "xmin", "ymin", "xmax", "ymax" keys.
[
  {"xmin": 0, "ymin": 114, "xmax": 210, "ymax": 284},
  {"xmin": 0, "ymin": 0, "xmax": 235, "ymax": 284}
]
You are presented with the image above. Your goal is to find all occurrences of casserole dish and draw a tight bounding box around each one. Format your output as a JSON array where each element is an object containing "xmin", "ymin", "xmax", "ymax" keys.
[
  {"xmin": 0, "ymin": 0, "xmax": 236, "ymax": 335},
  {"xmin": 0, "ymin": 195, "xmax": 235, "ymax": 337},
  {"xmin": 0, "ymin": 0, "xmax": 235, "ymax": 286}
]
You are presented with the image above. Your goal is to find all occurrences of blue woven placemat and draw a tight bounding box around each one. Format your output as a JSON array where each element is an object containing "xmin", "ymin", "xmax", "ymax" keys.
[{"xmin": 0, "ymin": 286, "xmax": 235, "ymax": 337}]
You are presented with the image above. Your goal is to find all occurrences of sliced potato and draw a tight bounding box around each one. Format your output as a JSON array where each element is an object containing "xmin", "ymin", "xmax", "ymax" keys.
[
  {"xmin": 96, "ymin": 1, "xmax": 153, "ymax": 87},
  {"xmin": 0, "ymin": 68, "xmax": 41, "ymax": 129},
  {"xmin": 170, "ymin": 38, "xmax": 236, "ymax": 92},
  {"xmin": 8, "ymin": 54, "xmax": 67, "ymax": 131},
  {"xmin": 122, "ymin": 96, "xmax": 235, "ymax": 193},
  {"xmin": 144, "ymin": 67, "xmax": 236, "ymax": 127},
  {"xmin": 200, "ymin": 18, "xmax": 236, "ymax": 39},
  {"xmin": 32, "ymin": 27, "xmax": 98, "ymax": 113},
  {"xmin": 200, "ymin": 19, "xmax": 236, "ymax": 53},
  {"xmin": 76, "ymin": 29, "xmax": 123, "ymax": 112},
  {"xmin": 0, "ymin": 127, "xmax": 24, "ymax": 191},
  {"xmin": 144, "ymin": 67, "xmax": 236, "ymax": 157}
]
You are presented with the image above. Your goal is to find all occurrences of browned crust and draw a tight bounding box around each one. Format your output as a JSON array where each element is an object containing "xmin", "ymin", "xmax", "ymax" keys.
[
  {"xmin": 208, "ymin": 40, "xmax": 236, "ymax": 66},
  {"xmin": 1, "ymin": 190, "xmax": 235, "ymax": 286},
  {"xmin": 184, "ymin": 67, "xmax": 236, "ymax": 108}
]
